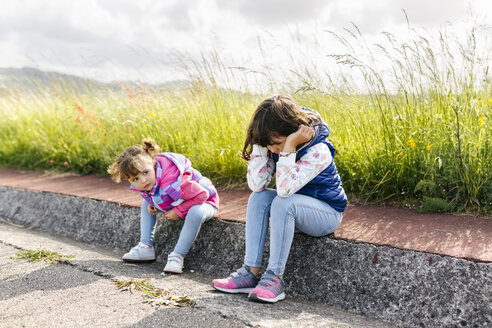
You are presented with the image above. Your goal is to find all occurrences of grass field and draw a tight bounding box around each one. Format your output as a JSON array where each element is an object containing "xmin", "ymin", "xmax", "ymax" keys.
[{"xmin": 0, "ymin": 23, "xmax": 490, "ymax": 214}]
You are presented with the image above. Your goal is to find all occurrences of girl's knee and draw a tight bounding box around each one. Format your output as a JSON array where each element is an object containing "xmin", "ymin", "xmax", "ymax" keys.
[
  {"xmin": 185, "ymin": 205, "xmax": 208, "ymax": 224},
  {"xmin": 269, "ymin": 197, "xmax": 296, "ymax": 225},
  {"xmin": 271, "ymin": 196, "xmax": 295, "ymax": 214},
  {"xmin": 248, "ymin": 189, "xmax": 276, "ymax": 206},
  {"xmin": 248, "ymin": 190, "xmax": 265, "ymax": 202}
]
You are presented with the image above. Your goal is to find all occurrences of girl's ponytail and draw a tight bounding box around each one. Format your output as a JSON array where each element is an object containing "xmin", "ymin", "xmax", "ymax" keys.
[
  {"xmin": 142, "ymin": 138, "xmax": 161, "ymax": 154},
  {"xmin": 108, "ymin": 137, "xmax": 160, "ymax": 183}
]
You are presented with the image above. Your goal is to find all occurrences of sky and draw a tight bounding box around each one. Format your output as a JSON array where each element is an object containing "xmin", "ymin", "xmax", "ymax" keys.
[{"xmin": 0, "ymin": 0, "xmax": 491, "ymax": 86}]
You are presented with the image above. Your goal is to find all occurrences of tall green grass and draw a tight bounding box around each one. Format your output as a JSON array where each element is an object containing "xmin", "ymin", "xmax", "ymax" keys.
[
  {"xmin": 0, "ymin": 21, "xmax": 490, "ymax": 213},
  {"xmin": 0, "ymin": 84, "xmax": 257, "ymax": 187}
]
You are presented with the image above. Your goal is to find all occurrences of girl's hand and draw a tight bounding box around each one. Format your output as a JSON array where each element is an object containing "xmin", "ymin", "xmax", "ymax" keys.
[
  {"xmin": 164, "ymin": 209, "xmax": 180, "ymax": 221},
  {"xmin": 147, "ymin": 204, "xmax": 157, "ymax": 216},
  {"xmin": 283, "ymin": 125, "xmax": 314, "ymax": 152}
]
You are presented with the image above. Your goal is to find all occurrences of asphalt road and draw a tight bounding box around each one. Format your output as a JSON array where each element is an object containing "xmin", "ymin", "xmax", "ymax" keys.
[{"xmin": 0, "ymin": 222, "xmax": 395, "ymax": 328}]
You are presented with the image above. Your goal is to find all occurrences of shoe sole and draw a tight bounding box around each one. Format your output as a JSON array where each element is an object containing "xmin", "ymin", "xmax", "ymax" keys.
[
  {"xmin": 122, "ymin": 258, "xmax": 156, "ymax": 263},
  {"xmin": 212, "ymin": 284, "xmax": 254, "ymax": 294},
  {"xmin": 163, "ymin": 270, "xmax": 183, "ymax": 274},
  {"xmin": 248, "ymin": 292, "xmax": 285, "ymax": 303}
]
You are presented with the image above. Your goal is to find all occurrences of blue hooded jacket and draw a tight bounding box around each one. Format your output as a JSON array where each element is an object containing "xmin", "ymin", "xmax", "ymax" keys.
[{"xmin": 271, "ymin": 108, "xmax": 347, "ymax": 212}]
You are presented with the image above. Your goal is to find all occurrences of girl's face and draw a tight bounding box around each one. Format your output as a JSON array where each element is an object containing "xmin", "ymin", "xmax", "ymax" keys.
[
  {"xmin": 267, "ymin": 135, "xmax": 287, "ymax": 154},
  {"xmin": 129, "ymin": 159, "xmax": 156, "ymax": 191}
]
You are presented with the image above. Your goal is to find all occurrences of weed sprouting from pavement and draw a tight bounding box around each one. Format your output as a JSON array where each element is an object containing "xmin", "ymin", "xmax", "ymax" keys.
[
  {"xmin": 12, "ymin": 248, "xmax": 74, "ymax": 264},
  {"xmin": 114, "ymin": 279, "xmax": 196, "ymax": 307}
]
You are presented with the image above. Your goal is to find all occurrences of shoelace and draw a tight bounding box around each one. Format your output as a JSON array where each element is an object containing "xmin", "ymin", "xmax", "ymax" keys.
[
  {"xmin": 230, "ymin": 267, "xmax": 247, "ymax": 278},
  {"xmin": 136, "ymin": 243, "xmax": 152, "ymax": 250},
  {"xmin": 168, "ymin": 255, "xmax": 181, "ymax": 263},
  {"xmin": 132, "ymin": 244, "xmax": 147, "ymax": 251},
  {"xmin": 258, "ymin": 275, "xmax": 279, "ymax": 289},
  {"xmin": 230, "ymin": 271, "xmax": 242, "ymax": 278}
]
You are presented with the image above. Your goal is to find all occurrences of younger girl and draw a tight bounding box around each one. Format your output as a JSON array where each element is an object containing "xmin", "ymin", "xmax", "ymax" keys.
[
  {"xmin": 108, "ymin": 138, "xmax": 219, "ymax": 274},
  {"xmin": 212, "ymin": 95, "xmax": 347, "ymax": 303}
]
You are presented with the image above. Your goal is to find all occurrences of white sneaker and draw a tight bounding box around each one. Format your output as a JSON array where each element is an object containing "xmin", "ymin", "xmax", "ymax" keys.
[
  {"xmin": 163, "ymin": 252, "xmax": 184, "ymax": 274},
  {"xmin": 122, "ymin": 242, "xmax": 156, "ymax": 262}
]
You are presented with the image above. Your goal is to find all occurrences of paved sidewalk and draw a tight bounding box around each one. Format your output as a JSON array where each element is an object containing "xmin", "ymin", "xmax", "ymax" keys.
[
  {"xmin": 0, "ymin": 167, "xmax": 491, "ymax": 262},
  {"xmin": 0, "ymin": 223, "xmax": 395, "ymax": 328}
]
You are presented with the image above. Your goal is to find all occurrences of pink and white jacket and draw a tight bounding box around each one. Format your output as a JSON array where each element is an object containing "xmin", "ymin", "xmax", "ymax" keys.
[{"xmin": 130, "ymin": 153, "xmax": 219, "ymax": 218}]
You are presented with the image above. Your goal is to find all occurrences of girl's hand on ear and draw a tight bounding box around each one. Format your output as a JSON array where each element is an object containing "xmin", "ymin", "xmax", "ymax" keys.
[
  {"xmin": 164, "ymin": 209, "xmax": 180, "ymax": 221},
  {"xmin": 147, "ymin": 204, "xmax": 157, "ymax": 216},
  {"xmin": 284, "ymin": 125, "xmax": 314, "ymax": 152}
]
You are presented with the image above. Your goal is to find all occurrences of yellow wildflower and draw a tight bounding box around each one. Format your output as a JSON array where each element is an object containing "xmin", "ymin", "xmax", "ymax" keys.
[
  {"xmin": 487, "ymin": 99, "xmax": 492, "ymax": 106},
  {"xmin": 426, "ymin": 144, "xmax": 431, "ymax": 151},
  {"xmin": 478, "ymin": 117, "xmax": 484, "ymax": 126},
  {"xmin": 148, "ymin": 112, "xmax": 154, "ymax": 117},
  {"xmin": 407, "ymin": 138, "xmax": 416, "ymax": 148},
  {"xmin": 367, "ymin": 137, "xmax": 371, "ymax": 142}
]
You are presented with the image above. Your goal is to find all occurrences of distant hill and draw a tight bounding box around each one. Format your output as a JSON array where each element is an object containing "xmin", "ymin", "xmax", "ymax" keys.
[
  {"xmin": 0, "ymin": 67, "xmax": 190, "ymax": 96},
  {"xmin": 0, "ymin": 67, "xmax": 111, "ymax": 94}
]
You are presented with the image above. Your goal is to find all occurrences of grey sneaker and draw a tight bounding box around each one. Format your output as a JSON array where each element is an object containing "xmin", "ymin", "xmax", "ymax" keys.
[
  {"xmin": 248, "ymin": 270, "xmax": 285, "ymax": 303},
  {"xmin": 122, "ymin": 242, "xmax": 156, "ymax": 262},
  {"xmin": 212, "ymin": 265, "xmax": 260, "ymax": 294},
  {"xmin": 163, "ymin": 252, "xmax": 184, "ymax": 274}
]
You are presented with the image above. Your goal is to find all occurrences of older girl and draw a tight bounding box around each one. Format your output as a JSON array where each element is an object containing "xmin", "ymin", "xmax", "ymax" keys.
[{"xmin": 213, "ymin": 95, "xmax": 346, "ymax": 303}]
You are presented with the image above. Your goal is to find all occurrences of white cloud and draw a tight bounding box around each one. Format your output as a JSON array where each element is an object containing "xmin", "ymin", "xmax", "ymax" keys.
[
  {"xmin": 320, "ymin": 0, "xmax": 490, "ymax": 34},
  {"xmin": 0, "ymin": 0, "xmax": 490, "ymax": 84},
  {"xmin": 217, "ymin": 0, "xmax": 329, "ymax": 25}
]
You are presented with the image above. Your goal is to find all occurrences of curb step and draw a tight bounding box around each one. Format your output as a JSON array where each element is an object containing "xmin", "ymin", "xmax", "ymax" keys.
[{"xmin": 0, "ymin": 186, "xmax": 491, "ymax": 328}]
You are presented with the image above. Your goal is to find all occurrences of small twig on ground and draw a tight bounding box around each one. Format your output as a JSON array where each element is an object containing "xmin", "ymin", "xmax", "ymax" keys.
[{"xmin": 114, "ymin": 279, "xmax": 195, "ymax": 307}]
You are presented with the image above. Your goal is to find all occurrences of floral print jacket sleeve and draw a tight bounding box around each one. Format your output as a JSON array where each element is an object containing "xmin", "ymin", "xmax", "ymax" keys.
[
  {"xmin": 276, "ymin": 142, "xmax": 332, "ymax": 197},
  {"xmin": 247, "ymin": 144, "xmax": 275, "ymax": 192},
  {"xmin": 247, "ymin": 143, "xmax": 332, "ymax": 196}
]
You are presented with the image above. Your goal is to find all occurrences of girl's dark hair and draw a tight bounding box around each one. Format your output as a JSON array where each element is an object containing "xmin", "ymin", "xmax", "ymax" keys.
[
  {"xmin": 241, "ymin": 95, "xmax": 319, "ymax": 160},
  {"xmin": 108, "ymin": 138, "xmax": 161, "ymax": 182}
]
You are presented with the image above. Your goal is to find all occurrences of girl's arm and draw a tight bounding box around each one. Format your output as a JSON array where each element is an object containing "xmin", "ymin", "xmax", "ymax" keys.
[
  {"xmin": 276, "ymin": 142, "xmax": 332, "ymax": 197},
  {"xmin": 173, "ymin": 171, "xmax": 209, "ymax": 218},
  {"xmin": 247, "ymin": 144, "xmax": 275, "ymax": 192}
]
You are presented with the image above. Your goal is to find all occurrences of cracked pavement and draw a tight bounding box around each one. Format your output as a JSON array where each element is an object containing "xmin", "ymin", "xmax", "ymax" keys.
[{"xmin": 0, "ymin": 222, "xmax": 395, "ymax": 328}]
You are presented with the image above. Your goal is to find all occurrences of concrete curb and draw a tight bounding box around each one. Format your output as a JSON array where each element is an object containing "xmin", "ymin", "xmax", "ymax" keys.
[{"xmin": 1, "ymin": 186, "xmax": 491, "ymax": 327}]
